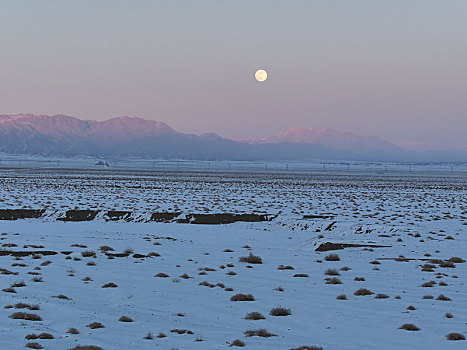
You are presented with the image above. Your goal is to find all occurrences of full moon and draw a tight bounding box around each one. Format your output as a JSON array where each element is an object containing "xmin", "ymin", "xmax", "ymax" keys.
[{"xmin": 255, "ymin": 69, "xmax": 268, "ymax": 82}]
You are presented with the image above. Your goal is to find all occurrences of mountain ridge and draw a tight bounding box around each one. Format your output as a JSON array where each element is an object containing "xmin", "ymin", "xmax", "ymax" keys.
[{"xmin": 0, "ymin": 114, "xmax": 465, "ymax": 162}]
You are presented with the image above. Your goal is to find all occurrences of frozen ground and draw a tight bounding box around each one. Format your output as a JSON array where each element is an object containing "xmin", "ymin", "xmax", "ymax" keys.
[{"xmin": 0, "ymin": 168, "xmax": 466, "ymax": 349}]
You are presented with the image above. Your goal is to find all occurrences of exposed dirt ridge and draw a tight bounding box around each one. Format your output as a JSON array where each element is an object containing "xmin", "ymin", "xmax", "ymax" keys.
[{"xmin": 0, "ymin": 209, "xmax": 276, "ymax": 224}]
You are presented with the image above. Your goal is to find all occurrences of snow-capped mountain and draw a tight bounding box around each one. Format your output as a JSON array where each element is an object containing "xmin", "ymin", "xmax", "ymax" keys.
[
  {"xmin": 241, "ymin": 127, "xmax": 402, "ymax": 153},
  {"xmin": 0, "ymin": 114, "xmax": 465, "ymax": 162}
]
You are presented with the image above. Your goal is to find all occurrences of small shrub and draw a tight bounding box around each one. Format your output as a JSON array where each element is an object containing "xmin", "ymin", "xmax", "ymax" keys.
[
  {"xmin": 157, "ymin": 332, "xmax": 167, "ymax": 338},
  {"xmin": 293, "ymin": 273, "xmax": 309, "ymax": 278},
  {"xmin": 244, "ymin": 328, "xmax": 276, "ymax": 337},
  {"xmin": 239, "ymin": 253, "xmax": 262, "ymax": 264},
  {"xmin": 81, "ymin": 250, "xmax": 96, "ymax": 258},
  {"xmin": 407, "ymin": 305, "xmax": 416, "ymax": 310},
  {"xmin": 324, "ymin": 253, "xmax": 340, "ymax": 261},
  {"xmin": 336, "ymin": 294, "xmax": 347, "ymax": 300},
  {"xmin": 154, "ymin": 273, "xmax": 169, "ymax": 278},
  {"xmin": 38, "ymin": 333, "xmax": 54, "ymax": 339},
  {"xmin": 325, "ymin": 268, "xmax": 339, "ymax": 276},
  {"xmin": 144, "ymin": 331, "xmax": 153, "ymax": 340},
  {"xmin": 2, "ymin": 287, "xmax": 16, "ymax": 293},
  {"xmin": 99, "ymin": 245, "xmax": 114, "ymax": 252},
  {"xmin": 231, "ymin": 293, "xmax": 255, "ymax": 301},
  {"xmin": 68, "ymin": 346, "xmax": 103, "ymax": 350},
  {"xmin": 67, "ymin": 328, "xmax": 79, "ymax": 334},
  {"xmin": 270, "ymin": 307, "xmax": 291, "ymax": 316},
  {"xmin": 421, "ymin": 281, "xmax": 436, "ymax": 287},
  {"xmin": 278, "ymin": 265, "xmax": 294, "ymax": 270},
  {"xmin": 325, "ymin": 277, "xmax": 342, "ymax": 284},
  {"xmin": 25, "ymin": 343, "xmax": 43, "ymax": 349},
  {"xmin": 290, "ymin": 346, "xmax": 323, "ymax": 350},
  {"xmin": 446, "ymin": 332, "xmax": 465, "ymax": 341},
  {"xmin": 86, "ymin": 322, "xmax": 105, "ymax": 329},
  {"xmin": 399, "ymin": 324, "xmax": 420, "ymax": 331},
  {"xmin": 448, "ymin": 257, "xmax": 465, "ymax": 263},
  {"xmin": 245, "ymin": 312, "xmax": 265, "ymax": 320},
  {"xmin": 52, "ymin": 294, "xmax": 71, "ymax": 300},
  {"xmin": 119, "ymin": 316, "xmax": 133, "ymax": 322},
  {"xmin": 229, "ymin": 339, "xmax": 246, "ymax": 347},
  {"xmin": 445, "ymin": 313, "xmax": 453, "ymax": 318},
  {"xmin": 354, "ymin": 288, "xmax": 373, "ymax": 296},
  {"xmin": 12, "ymin": 280, "xmax": 26, "ymax": 287},
  {"xmin": 374, "ymin": 293, "xmax": 389, "ymax": 299},
  {"xmin": 436, "ymin": 294, "xmax": 451, "ymax": 301},
  {"xmin": 9, "ymin": 312, "xmax": 42, "ymax": 321},
  {"xmin": 440, "ymin": 261, "xmax": 455, "ymax": 268},
  {"xmin": 101, "ymin": 283, "xmax": 118, "ymax": 288}
]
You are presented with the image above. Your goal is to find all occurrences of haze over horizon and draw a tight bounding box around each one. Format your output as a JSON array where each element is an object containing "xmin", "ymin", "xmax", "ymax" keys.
[{"xmin": 1, "ymin": 1, "xmax": 466, "ymax": 150}]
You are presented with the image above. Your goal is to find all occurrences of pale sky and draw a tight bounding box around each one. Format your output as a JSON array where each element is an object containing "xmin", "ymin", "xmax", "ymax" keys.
[{"xmin": 1, "ymin": 0, "xmax": 466, "ymax": 148}]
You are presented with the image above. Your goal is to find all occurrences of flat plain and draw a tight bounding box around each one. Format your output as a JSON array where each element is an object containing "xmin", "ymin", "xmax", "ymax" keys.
[{"xmin": 0, "ymin": 167, "xmax": 466, "ymax": 349}]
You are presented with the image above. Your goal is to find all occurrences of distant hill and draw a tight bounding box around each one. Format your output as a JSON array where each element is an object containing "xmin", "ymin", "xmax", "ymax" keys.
[{"xmin": 0, "ymin": 114, "xmax": 465, "ymax": 162}]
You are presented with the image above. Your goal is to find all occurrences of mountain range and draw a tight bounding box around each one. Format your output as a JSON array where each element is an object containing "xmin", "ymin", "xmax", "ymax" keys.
[{"xmin": 0, "ymin": 114, "xmax": 465, "ymax": 162}]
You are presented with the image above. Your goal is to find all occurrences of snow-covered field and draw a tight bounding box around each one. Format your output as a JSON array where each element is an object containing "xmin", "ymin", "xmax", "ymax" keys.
[{"xmin": 0, "ymin": 168, "xmax": 466, "ymax": 349}]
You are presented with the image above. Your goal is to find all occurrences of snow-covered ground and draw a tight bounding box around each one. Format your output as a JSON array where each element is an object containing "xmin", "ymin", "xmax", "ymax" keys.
[{"xmin": 0, "ymin": 168, "xmax": 466, "ymax": 349}]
